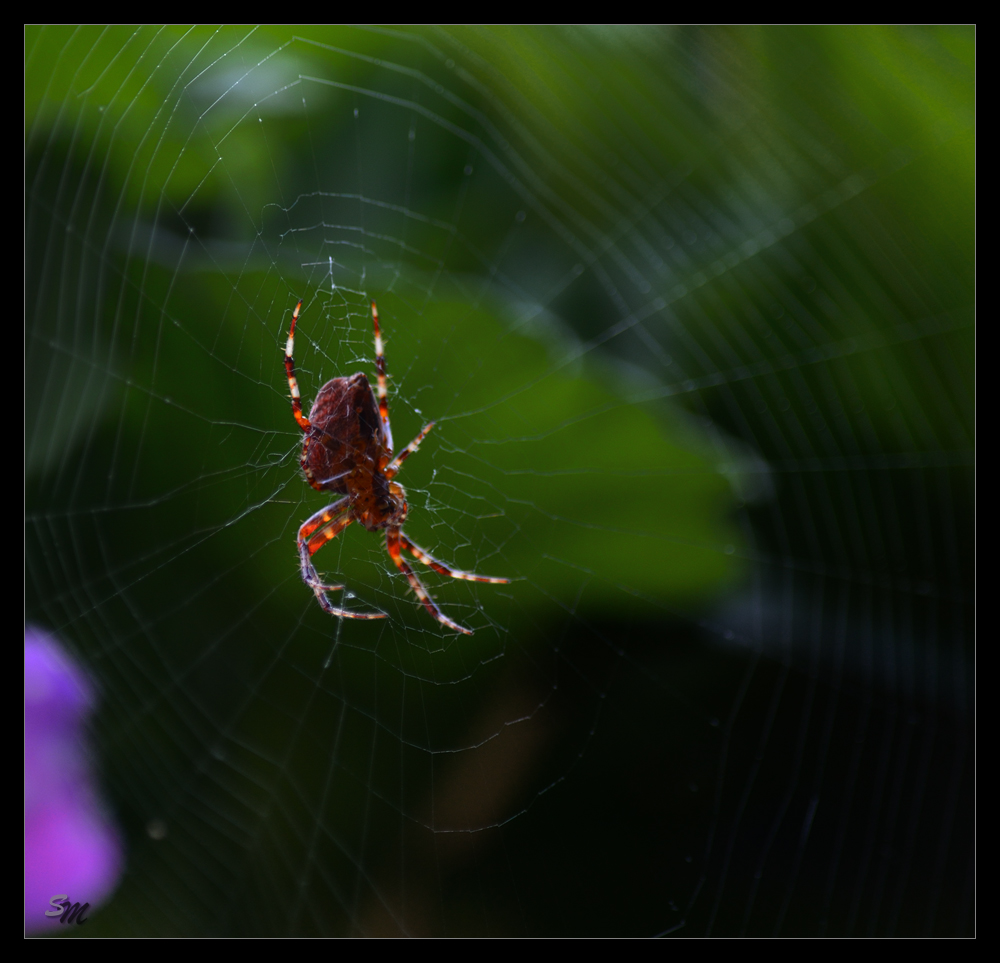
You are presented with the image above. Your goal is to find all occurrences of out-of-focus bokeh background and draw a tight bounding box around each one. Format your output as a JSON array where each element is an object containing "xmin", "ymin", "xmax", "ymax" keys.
[{"xmin": 26, "ymin": 26, "xmax": 973, "ymax": 936}]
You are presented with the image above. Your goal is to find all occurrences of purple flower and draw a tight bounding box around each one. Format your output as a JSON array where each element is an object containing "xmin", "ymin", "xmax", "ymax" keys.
[{"xmin": 25, "ymin": 628, "xmax": 122, "ymax": 933}]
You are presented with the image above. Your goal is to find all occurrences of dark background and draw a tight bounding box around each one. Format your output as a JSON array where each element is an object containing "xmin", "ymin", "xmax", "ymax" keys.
[{"xmin": 26, "ymin": 26, "xmax": 973, "ymax": 936}]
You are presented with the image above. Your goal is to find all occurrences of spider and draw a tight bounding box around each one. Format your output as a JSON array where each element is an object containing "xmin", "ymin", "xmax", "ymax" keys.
[{"xmin": 284, "ymin": 298, "xmax": 508, "ymax": 635}]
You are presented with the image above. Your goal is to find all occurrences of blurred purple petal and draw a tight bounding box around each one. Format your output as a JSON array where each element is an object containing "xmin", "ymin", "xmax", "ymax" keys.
[{"xmin": 25, "ymin": 628, "xmax": 122, "ymax": 933}]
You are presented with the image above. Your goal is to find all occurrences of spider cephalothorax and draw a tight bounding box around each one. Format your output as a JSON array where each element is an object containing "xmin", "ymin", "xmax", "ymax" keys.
[{"xmin": 285, "ymin": 299, "xmax": 507, "ymax": 634}]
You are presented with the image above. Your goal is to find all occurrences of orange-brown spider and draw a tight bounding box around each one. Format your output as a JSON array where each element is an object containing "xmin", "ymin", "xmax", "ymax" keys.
[{"xmin": 285, "ymin": 298, "xmax": 508, "ymax": 634}]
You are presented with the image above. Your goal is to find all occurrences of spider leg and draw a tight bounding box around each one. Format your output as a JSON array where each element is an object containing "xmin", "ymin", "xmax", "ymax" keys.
[
  {"xmin": 400, "ymin": 533, "xmax": 510, "ymax": 584},
  {"xmin": 298, "ymin": 499, "xmax": 386, "ymax": 620},
  {"xmin": 386, "ymin": 529, "xmax": 473, "ymax": 635},
  {"xmin": 385, "ymin": 422, "xmax": 435, "ymax": 478},
  {"xmin": 285, "ymin": 299, "xmax": 311, "ymax": 430},
  {"xmin": 370, "ymin": 300, "xmax": 395, "ymax": 454}
]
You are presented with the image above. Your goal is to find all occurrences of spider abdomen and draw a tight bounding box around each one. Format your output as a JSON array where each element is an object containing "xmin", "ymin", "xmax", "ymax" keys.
[{"xmin": 301, "ymin": 372, "xmax": 389, "ymax": 493}]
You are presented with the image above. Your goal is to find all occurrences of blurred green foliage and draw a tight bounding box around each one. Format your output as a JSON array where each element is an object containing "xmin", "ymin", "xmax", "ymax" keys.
[{"xmin": 26, "ymin": 25, "xmax": 749, "ymax": 637}]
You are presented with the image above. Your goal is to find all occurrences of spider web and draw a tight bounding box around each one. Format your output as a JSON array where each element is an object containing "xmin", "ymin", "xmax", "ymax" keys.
[{"xmin": 25, "ymin": 25, "xmax": 974, "ymax": 937}]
